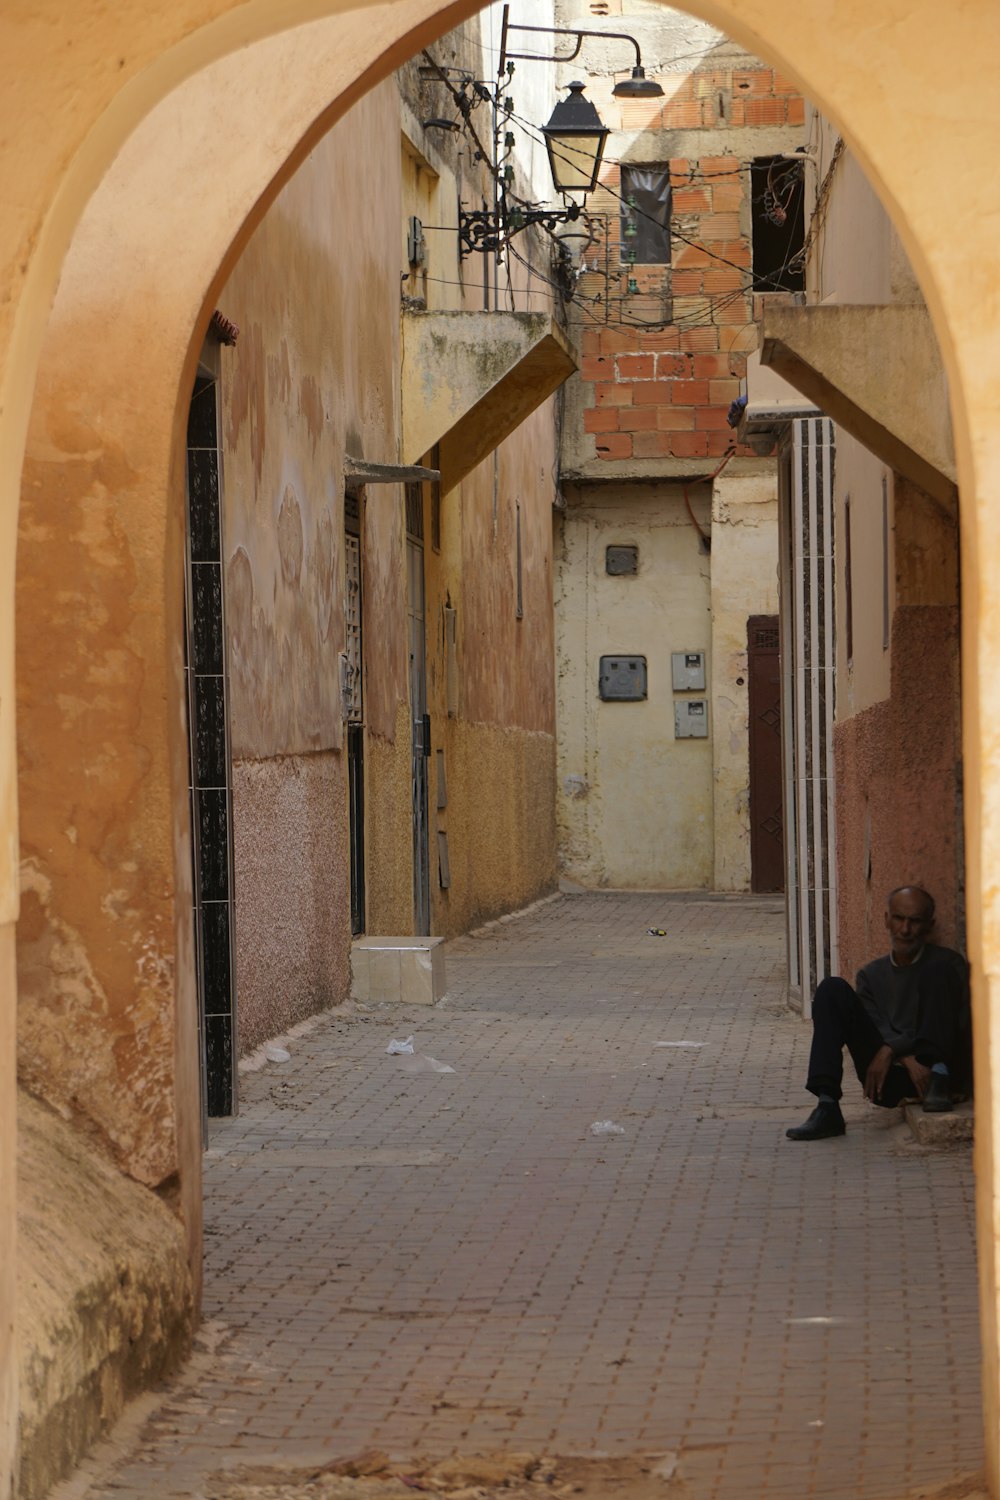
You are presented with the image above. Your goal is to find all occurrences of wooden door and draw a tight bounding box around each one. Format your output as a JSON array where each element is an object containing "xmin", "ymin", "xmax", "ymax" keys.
[{"xmin": 748, "ymin": 614, "xmax": 784, "ymax": 893}]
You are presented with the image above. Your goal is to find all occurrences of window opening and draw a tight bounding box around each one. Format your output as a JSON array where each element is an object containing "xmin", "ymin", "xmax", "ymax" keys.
[
  {"xmin": 750, "ymin": 156, "xmax": 805, "ymax": 292},
  {"xmin": 620, "ymin": 165, "xmax": 672, "ymax": 265}
]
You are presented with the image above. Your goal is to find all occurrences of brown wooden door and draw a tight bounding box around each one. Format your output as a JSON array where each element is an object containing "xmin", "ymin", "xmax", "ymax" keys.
[{"xmin": 748, "ymin": 615, "xmax": 784, "ymax": 893}]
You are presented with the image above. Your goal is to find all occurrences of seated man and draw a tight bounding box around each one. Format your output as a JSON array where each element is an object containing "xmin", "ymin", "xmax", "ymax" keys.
[{"xmin": 786, "ymin": 885, "xmax": 971, "ymax": 1142}]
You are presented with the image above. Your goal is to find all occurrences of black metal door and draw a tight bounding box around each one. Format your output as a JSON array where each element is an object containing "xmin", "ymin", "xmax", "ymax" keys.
[
  {"xmin": 345, "ymin": 495, "xmax": 366, "ymax": 935},
  {"xmin": 748, "ymin": 614, "xmax": 784, "ymax": 894}
]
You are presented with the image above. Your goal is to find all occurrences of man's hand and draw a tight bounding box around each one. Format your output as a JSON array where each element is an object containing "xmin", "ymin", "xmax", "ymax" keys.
[
  {"xmin": 864, "ymin": 1045, "xmax": 894, "ymax": 1102},
  {"xmin": 901, "ymin": 1055, "xmax": 930, "ymax": 1099}
]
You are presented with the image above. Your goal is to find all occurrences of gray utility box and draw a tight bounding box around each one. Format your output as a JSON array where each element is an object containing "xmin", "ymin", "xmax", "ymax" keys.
[
  {"xmin": 599, "ymin": 655, "xmax": 647, "ymax": 701},
  {"xmin": 675, "ymin": 699, "xmax": 709, "ymax": 738},
  {"xmin": 672, "ymin": 650, "xmax": 706, "ymax": 692}
]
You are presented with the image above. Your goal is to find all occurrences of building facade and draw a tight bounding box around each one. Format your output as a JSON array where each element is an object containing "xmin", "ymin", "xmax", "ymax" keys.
[
  {"xmin": 746, "ymin": 110, "xmax": 961, "ymax": 997},
  {"xmin": 554, "ymin": 1, "xmax": 802, "ymax": 893},
  {"xmin": 7, "ymin": 3, "xmax": 1000, "ymax": 1498}
]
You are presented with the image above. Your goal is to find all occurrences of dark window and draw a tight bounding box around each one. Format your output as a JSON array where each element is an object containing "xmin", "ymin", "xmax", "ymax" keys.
[
  {"xmin": 620, "ymin": 165, "xmax": 672, "ymax": 264},
  {"xmin": 750, "ymin": 156, "xmax": 805, "ymax": 291}
]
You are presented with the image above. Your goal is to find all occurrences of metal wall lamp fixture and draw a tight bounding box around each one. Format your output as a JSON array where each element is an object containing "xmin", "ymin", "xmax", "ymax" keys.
[
  {"xmin": 499, "ymin": 16, "xmax": 665, "ymax": 99},
  {"xmin": 458, "ymin": 77, "xmax": 607, "ymax": 258},
  {"xmin": 456, "ymin": 8, "xmax": 663, "ymax": 259}
]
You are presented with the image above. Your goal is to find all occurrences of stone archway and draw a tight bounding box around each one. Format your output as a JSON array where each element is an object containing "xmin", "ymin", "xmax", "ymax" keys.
[{"xmin": 5, "ymin": 2, "xmax": 1000, "ymax": 1495}]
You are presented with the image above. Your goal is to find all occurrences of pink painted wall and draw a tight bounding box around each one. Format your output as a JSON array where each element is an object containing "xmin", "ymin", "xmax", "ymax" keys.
[{"xmin": 835, "ymin": 601, "xmax": 962, "ymax": 983}]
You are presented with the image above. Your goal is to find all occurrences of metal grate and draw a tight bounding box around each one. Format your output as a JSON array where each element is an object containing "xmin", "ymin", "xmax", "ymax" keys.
[
  {"xmin": 405, "ymin": 482, "xmax": 424, "ymax": 541},
  {"xmin": 754, "ymin": 627, "xmax": 779, "ymax": 650},
  {"xmin": 344, "ymin": 533, "xmax": 363, "ymax": 721}
]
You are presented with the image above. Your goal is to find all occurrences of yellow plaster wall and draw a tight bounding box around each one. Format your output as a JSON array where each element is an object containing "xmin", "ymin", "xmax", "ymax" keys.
[
  {"xmin": 365, "ymin": 703, "xmax": 418, "ymax": 936},
  {"xmin": 433, "ymin": 719, "xmax": 557, "ymax": 932}
]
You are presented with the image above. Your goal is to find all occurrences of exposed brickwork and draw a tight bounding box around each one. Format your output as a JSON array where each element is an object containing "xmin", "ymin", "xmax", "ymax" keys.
[{"xmin": 569, "ymin": 63, "xmax": 805, "ymax": 465}]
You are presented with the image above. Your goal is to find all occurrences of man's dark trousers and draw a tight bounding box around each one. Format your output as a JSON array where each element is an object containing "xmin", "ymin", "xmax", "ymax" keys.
[{"xmin": 807, "ymin": 962, "xmax": 969, "ymax": 1105}]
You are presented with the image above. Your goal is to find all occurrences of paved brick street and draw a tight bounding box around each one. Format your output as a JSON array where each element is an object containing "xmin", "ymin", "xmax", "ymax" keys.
[{"xmin": 65, "ymin": 893, "xmax": 981, "ymax": 1499}]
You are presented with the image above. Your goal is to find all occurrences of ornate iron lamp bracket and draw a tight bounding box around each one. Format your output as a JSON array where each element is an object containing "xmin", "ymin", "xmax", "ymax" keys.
[{"xmin": 459, "ymin": 200, "xmax": 582, "ymax": 259}]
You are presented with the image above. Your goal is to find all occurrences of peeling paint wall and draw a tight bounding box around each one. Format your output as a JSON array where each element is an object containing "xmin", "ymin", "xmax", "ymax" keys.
[
  {"xmin": 17, "ymin": 1092, "xmax": 193, "ymax": 1499},
  {"xmin": 216, "ymin": 47, "xmax": 562, "ymax": 1001},
  {"xmin": 220, "ymin": 84, "xmax": 405, "ymax": 760},
  {"xmin": 217, "ymin": 82, "xmax": 405, "ymax": 1042}
]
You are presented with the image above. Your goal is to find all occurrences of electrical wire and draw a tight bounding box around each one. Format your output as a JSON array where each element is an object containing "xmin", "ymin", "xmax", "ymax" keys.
[
  {"xmin": 416, "ymin": 51, "xmax": 812, "ymax": 336},
  {"xmin": 507, "ymin": 107, "xmax": 803, "ymax": 296}
]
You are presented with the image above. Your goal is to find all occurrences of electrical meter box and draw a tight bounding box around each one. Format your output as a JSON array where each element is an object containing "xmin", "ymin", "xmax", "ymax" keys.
[
  {"xmin": 599, "ymin": 655, "xmax": 647, "ymax": 701},
  {"xmin": 672, "ymin": 650, "xmax": 706, "ymax": 692},
  {"xmin": 675, "ymin": 699, "xmax": 708, "ymax": 738}
]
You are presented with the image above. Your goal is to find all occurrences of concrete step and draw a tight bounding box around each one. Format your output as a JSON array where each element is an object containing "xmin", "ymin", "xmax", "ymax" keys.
[
  {"xmin": 905, "ymin": 1098, "xmax": 974, "ymax": 1146},
  {"xmin": 351, "ymin": 936, "xmax": 447, "ymax": 1006}
]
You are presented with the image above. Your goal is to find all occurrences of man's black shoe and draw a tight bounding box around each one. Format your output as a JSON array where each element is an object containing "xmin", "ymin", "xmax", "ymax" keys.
[
  {"xmin": 922, "ymin": 1073, "xmax": 953, "ymax": 1113},
  {"xmin": 785, "ymin": 1101, "xmax": 846, "ymax": 1141}
]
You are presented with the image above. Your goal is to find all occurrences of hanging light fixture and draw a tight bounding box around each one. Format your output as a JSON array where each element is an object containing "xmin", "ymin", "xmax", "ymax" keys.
[
  {"xmin": 541, "ymin": 81, "xmax": 610, "ymax": 197},
  {"xmin": 613, "ymin": 65, "xmax": 664, "ymax": 99}
]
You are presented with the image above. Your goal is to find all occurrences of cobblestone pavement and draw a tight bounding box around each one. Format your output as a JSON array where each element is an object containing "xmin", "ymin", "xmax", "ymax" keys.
[{"xmin": 68, "ymin": 893, "xmax": 981, "ymax": 1499}]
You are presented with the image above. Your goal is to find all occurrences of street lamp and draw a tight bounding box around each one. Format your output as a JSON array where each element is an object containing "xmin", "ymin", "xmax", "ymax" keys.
[
  {"xmin": 541, "ymin": 81, "xmax": 610, "ymax": 197},
  {"xmin": 500, "ymin": 17, "xmax": 664, "ymax": 102}
]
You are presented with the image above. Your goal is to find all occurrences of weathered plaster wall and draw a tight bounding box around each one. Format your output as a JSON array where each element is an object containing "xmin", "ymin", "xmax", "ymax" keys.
[
  {"xmin": 218, "ymin": 81, "xmax": 407, "ymax": 758},
  {"xmin": 16, "ymin": 337, "xmax": 190, "ymax": 1199},
  {"xmin": 710, "ymin": 470, "xmax": 779, "ymax": 890},
  {"xmin": 556, "ymin": 484, "xmax": 714, "ymax": 889},
  {"xmin": 17, "ymin": 1092, "xmax": 193, "ymax": 1499},
  {"xmin": 416, "ymin": 396, "xmax": 560, "ymax": 934},
  {"xmin": 217, "ymin": 84, "xmax": 408, "ymax": 1032},
  {"xmin": 217, "ymin": 46, "xmax": 562, "ymax": 966}
]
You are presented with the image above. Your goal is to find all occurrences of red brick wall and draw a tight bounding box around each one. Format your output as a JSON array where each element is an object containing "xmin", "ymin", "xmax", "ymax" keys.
[{"xmin": 571, "ymin": 64, "xmax": 804, "ymax": 466}]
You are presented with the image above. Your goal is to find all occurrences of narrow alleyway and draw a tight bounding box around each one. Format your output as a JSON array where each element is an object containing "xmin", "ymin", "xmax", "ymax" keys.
[{"xmin": 62, "ymin": 894, "xmax": 981, "ymax": 1500}]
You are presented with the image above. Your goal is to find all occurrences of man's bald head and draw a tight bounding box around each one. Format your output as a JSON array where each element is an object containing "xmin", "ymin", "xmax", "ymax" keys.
[
  {"xmin": 884, "ymin": 886, "xmax": 936, "ymax": 966},
  {"xmin": 887, "ymin": 886, "xmax": 935, "ymax": 921}
]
